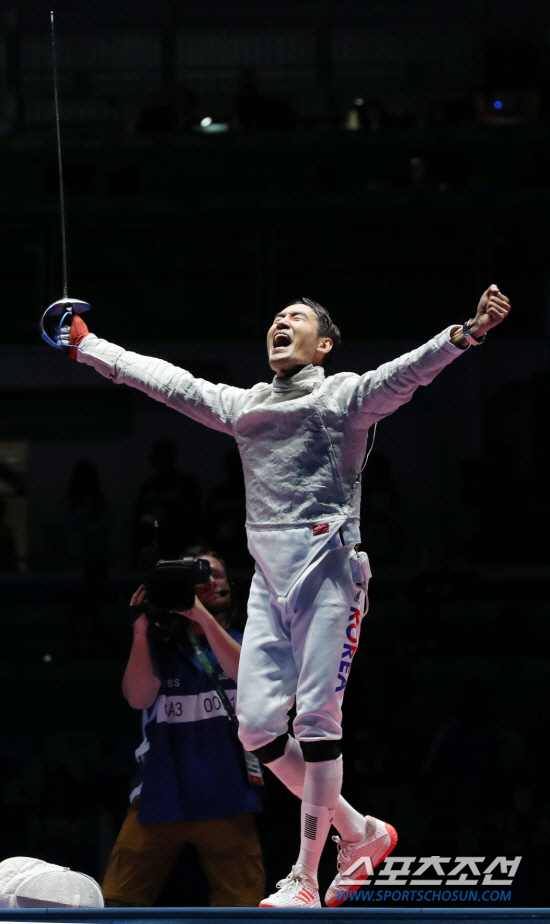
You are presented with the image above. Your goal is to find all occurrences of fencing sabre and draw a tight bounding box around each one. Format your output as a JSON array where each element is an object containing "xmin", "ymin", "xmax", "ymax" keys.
[{"xmin": 40, "ymin": 11, "xmax": 91, "ymax": 350}]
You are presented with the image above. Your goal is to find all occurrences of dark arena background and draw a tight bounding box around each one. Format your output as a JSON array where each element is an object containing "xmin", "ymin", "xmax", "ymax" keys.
[{"xmin": 1, "ymin": 0, "xmax": 550, "ymax": 917}]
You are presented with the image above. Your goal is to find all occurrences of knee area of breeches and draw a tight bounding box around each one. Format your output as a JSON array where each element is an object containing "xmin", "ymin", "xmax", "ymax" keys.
[
  {"xmin": 300, "ymin": 740, "xmax": 341, "ymax": 762},
  {"xmin": 237, "ymin": 714, "xmax": 286, "ymax": 754},
  {"xmin": 249, "ymin": 733, "xmax": 289, "ymax": 765}
]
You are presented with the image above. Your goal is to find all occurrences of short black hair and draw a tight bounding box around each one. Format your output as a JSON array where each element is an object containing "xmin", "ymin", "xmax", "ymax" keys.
[{"xmin": 298, "ymin": 297, "xmax": 342, "ymax": 352}]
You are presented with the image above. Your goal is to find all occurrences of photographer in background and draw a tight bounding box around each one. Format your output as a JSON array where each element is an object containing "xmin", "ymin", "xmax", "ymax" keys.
[{"xmin": 102, "ymin": 546, "xmax": 265, "ymax": 907}]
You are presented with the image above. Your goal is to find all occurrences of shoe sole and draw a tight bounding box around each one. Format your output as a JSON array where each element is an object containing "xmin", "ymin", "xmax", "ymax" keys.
[
  {"xmin": 325, "ymin": 822, "xmax": 398, "ymax": 907},
  {"xmin": 259, "ymin": 902, "xmax": 322, "ymax": 909}
]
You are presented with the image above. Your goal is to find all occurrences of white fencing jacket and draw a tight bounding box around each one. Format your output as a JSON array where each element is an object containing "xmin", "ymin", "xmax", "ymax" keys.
[{"xmin": 77, "ymin": 328, "xmax": 464, "ymax": 596}]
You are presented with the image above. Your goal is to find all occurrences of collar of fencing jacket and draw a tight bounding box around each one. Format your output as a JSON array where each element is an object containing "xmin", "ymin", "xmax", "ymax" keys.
[{"xmin": 271, "ymin": 363, "xmax": 325, "ymax": 394}]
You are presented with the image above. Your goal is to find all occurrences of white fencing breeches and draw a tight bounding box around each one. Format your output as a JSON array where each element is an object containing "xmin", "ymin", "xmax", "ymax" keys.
[{"xmin": 237, "ymin": 544, "xmax": 369, "ymax": 752}]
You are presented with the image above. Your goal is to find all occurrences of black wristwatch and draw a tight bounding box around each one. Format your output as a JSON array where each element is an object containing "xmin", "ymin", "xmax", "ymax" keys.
[{"xmin": 462, "ymin": 319, "xmax": 486, "ymax": 346}]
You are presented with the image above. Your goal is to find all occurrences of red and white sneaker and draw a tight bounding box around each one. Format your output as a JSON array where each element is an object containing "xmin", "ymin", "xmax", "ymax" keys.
[
  {"xmin": 324, "ymin": 816, "xmax": 398, "ymax": 907},
  {"xmin": 259, "ymin": 866, "xmax": 321, "ymax": 908}
]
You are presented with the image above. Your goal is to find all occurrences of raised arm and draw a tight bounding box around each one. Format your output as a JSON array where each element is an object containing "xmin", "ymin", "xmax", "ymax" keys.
[
  {"xmin": 65, "ymin": 315, "xmax": 244, "ymax": 435},
  {"xmin": 342, "ymin": 284, "xmax": 511, "ymax": 422},
  {"xmin": 448, "ymin": 284, "xmax": 510, "ymax": 347}
]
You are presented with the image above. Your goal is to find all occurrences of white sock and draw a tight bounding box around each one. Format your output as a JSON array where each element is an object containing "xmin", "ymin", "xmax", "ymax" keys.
[
  {"xmin": 295, "ymin": 757, "xmax": 342, "ymax": 886},
  {"xmin": 268, "ymin": 737, "xmax": 367, "ymax": 842}
]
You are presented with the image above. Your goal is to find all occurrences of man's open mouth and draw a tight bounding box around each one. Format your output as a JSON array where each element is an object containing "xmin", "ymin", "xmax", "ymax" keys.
[{"xmin": 273, "ymin": 332, "xmax": 292, "ymax": 350}]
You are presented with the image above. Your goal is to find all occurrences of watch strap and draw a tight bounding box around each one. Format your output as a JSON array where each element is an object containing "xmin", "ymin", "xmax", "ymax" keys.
[{"xmin": 463, "ymin": 319, "xmax": 486, "ymax": 346}]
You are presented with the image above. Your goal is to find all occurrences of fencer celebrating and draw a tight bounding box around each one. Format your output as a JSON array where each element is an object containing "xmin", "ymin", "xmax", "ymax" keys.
[{"xmin": 48, "ymin": 285, "xmax": 510, "ymax": 907}]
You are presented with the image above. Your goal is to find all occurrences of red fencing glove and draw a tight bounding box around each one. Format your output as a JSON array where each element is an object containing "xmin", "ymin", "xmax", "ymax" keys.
[{"xmin": 70, "ymin": 314, "xmax": 89, "ymax": 358}]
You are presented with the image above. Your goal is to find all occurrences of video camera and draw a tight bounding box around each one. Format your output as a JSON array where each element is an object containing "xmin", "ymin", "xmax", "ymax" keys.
[{"xmin": 137, "ymin": 550, "xmax": 211, "ymax": 643}]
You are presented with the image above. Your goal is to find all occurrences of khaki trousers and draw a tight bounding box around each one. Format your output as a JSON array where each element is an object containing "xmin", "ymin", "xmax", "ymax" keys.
[{"xmin": 103, "ymin": 800, "xmax": 265, "ymax": 907}]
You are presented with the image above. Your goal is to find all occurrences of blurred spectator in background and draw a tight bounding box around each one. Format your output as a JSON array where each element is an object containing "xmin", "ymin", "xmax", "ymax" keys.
[
  {"xmin": 0, "ymin": 457, "xmax": 25, "ymax": 571},
  {"xmin": 0, "ymin": 734, "xmax": 36, "ymax": 858},
  {"xmin": 345, "ymin": 96, "xmax": 415, "ymax": 131},
  {"xmin": 483, "ymin": 24, "xmax": 546, "ymax": 125},
  {"xmin": 204, "ymin": 450, "xmax": 250, "ymax": 568},
  {"xmin": 62, "ymin": 461, "xmax": 112, "ymax": 656},
  {"xmin": 3, "ymin": 731, "xmax": 103, "ymax": 873},
  {"xmin": 445, "ymin": 457, "xmax": 484, "ymax": 568},
  {"xmin": 235, "ymin": 67, "xmax": 296, "ymax": 131},
  {"xmin": 132, "ymin": 440, "xmax": 201, "ymax": 563},
  {"xmin": 0, "ymin": 89, "xmax": 17, "ymax": 137},
  {"xmin": 485, "ymin": 25, "xmax": 541, "ymax": 98},
  {"xmin": 135, "ymin": 85, "xmax": 199, "ymax": 134},
  {"xmin": 0, "ymin": 498, "xmax": 17, "ymax": 571},
  {"xmin": 64, "ymin": 461, "xmax": 112, "ymax": 578},
  {"xmin": 479, "ymin": 381, "xmax": 533, "ymax": 565},
  {"xmin": 436, "ymin": 80, "xmax": 543, "ymax": 129},
  {"xmin": 423, "ymin": 677, "xmax": 528, "ymax": 855},
  {"xmin": 359, "ymin": 452, "xmax": 406, "ymax": 566},
  {"xmin": 346, "ymin": 97, "xmax": 384, "ymax": 131}
]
